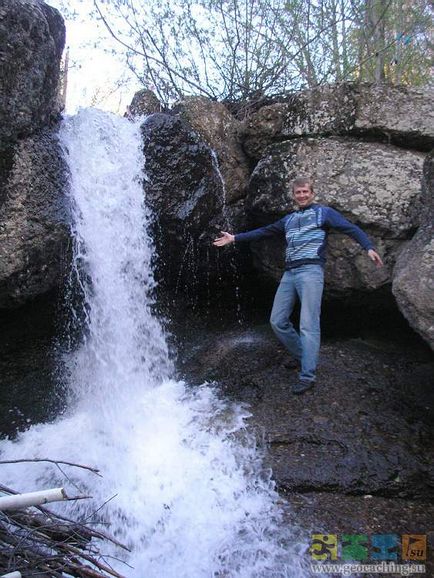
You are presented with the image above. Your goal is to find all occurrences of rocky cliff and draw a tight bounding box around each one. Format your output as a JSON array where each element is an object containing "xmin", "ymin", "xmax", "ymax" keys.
[
  {"xmin": 0, "ymin": 0, "xmax": 432, "ymax": 349},
  {"xmin": 133, "ymin": 84, "xmax": 434, "ymax": 349},
  {"xmin": 0, "ymin": 0, "xmax": 68, "ymax": 308}
]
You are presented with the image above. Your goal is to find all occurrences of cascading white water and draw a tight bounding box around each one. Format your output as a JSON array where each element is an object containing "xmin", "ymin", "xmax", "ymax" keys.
[{"xmin": 0, "ymin": 109, "xmax": 307, "ymax": 578}]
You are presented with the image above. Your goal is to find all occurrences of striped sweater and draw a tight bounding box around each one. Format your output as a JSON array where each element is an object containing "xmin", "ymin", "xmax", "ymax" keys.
[{"xmin": 234, "ymin": 204, "xmax": 374, "ymax": 270}]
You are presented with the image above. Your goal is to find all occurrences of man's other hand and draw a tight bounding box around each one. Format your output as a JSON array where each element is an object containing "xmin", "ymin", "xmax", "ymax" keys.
[
  {"xmin": 368, "ymin": 249, "xmax": 383, "ymax": 267},
  {"xmin": 213, "ymin": 231, "xmax": 235, "ymax": 247}
]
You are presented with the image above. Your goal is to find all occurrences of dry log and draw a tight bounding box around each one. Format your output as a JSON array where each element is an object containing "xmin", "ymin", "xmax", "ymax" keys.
[{"xmin": 0, "ymin": 488, "xmax": 68, "ymax": 511}]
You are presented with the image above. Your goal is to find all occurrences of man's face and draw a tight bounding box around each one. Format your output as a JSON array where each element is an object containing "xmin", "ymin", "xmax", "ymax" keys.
[{"xmin": 292, "ymin": 183, "xmax": 315, "ymax": 208}]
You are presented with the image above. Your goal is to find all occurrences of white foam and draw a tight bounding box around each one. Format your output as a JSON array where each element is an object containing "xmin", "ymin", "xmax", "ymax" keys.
[{"xmin": 0, "ymin": 109, "xmax": 306, "ymax": 578}]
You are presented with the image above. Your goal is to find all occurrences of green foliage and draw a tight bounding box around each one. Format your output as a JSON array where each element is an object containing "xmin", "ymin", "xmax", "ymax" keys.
[{"xmin": 350, "ymin": 0, "xmax": 434, "ymax": 85}]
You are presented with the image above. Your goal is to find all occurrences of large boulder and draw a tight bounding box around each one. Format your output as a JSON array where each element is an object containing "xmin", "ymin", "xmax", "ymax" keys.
[
  {"xmin": 141, "ymin": 113, "xmax": 223, "ymax": 236},
  {"xmin": 172, "ymin": 96, "xmax": 250, "ymax": 205},
  {"xmin": 241, "ymin": 137, "xmax": 424, "ymax": 295},
  {"xmin": 140, "ymin": 113, "xmax": 227, "ymax": 289},
  {"xmin": 0, "ymin": 0, "xmax": 67, "ymax": 309},
  {"xmin": 0, "ymin": 130, "xmax": 69, "ymax": 308},
  {"xmin": 243, "ymin": 84, "xmax": 434, "ymax": 159},
  {"xmin": 392, "ymin": 152, "xmax": 434, "ymax": 349},
  {"xmin": 0, "ymin": 0, "xmax": 65, "ymax": 149}
]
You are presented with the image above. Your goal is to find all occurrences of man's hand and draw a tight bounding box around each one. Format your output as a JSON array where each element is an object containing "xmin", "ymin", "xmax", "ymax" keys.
[
  {"xmin": 213, "ymin": 231, "xmax": 235, "ymax": 247},
  {"xmin": 368, "ymin": 249, "xmax": 383, "ymax": 267}
]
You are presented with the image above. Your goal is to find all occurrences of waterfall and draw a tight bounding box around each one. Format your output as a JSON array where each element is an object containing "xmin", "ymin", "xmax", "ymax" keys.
[{"xmin": 0, "ymin": 109, "xmax": 306, "ymax": 578}]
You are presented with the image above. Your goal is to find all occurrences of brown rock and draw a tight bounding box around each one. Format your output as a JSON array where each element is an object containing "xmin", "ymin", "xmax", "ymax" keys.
[
  {"xmin": 127, "ymin": 89, "xmax": 162, "ymax": 117},
  {"xmin": 173, "ymin": 96, "xmax": 250, "ymax": 205}
]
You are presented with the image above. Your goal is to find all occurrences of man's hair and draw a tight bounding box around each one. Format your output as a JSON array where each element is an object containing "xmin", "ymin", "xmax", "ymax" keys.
[{"xmin": 292, "ymin": 176, "xmax": 314, "ymax": 192}]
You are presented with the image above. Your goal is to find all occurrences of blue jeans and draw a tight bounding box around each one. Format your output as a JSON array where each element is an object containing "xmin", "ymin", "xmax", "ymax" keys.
[{"xmin": 270, "ymin": 264, "xmax": 324, "ymax": 382}]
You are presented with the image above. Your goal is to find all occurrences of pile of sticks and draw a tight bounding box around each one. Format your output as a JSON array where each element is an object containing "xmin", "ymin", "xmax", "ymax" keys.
[{"xmin": 0, "ymin": 461, "xmax": 129, "ymax": 578}]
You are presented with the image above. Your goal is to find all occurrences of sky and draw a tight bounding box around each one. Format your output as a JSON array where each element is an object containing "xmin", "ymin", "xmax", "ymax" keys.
[{"xmin": 46, "ymin": 0, "xmax": 141, "ymax": 114}]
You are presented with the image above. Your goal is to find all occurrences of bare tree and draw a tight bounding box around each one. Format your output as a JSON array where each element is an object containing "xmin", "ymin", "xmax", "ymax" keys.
[{"xmin": 85, "ymin": 0, "xmax": 433, "ymax": 105}]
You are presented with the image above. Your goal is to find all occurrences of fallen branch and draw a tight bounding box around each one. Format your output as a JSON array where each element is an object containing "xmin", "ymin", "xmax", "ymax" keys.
[
  {"xmin": 0, "ymin": 463, "xmax": 129, "ymax": 577},
  {"xmin": 0, "ymin": 506, "xmax": 128, "ymax": 577},
  {"xmin": 0, "ymin": 459, "xmax": 101, "ymax": 477}
]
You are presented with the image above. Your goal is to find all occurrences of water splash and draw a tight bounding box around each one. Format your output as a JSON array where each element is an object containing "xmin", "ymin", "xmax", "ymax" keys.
[
  {"xmin": 210, "ymin": 149, "xmax": 244, "ymax": 325},
  {"xmin": 0, "ymin": 109, "xmax": 306, "ymax": 578}
]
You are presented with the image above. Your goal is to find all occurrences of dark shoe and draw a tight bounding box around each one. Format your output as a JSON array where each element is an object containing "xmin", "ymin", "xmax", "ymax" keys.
[{"xmin": 292, "ymin": 380, "xmax": 314, "ymax": 395}]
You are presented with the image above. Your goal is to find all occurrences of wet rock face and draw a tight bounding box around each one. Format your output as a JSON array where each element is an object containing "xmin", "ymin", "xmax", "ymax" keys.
[
  {"xmin": 141, "ymin": 113, "xmax": 225, "ymax": 286},
  {"xmin": 0, "ymin": 0, "xmax": 65, "ymax": 149},
  {"xmin": 392, "ymin": 152, "xmax": 434, "ymax": 350},
  {"xmin": 141, "ymin": 113, "xmax": 223, "ymax": 234},
  {"xmin": 179, "ymin": 325, "xmax": 434, "ymax": 497},
  {"xmin": 0, "ymin": 130, "xmax": 70, "ymax": 308},
  {"xmin": 244, "ymin": 137, "xmax": 423, "ymax": 293},
  {"xmin": 243, "ymin": 84, "xmax": 434, "ymax": 159}
]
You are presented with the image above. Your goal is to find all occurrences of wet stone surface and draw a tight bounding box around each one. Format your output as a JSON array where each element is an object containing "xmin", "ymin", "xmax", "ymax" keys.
[
  {"xmin": 178, "ymin": 323, "xmax": 434, "ymax": 499},
  {"xmin": 0, "ymin": 294, "xmax": 64, "ymax": 438},
  {"xmin": 178, "ymin": 320, "xmax": 434, "ymax": 574}
]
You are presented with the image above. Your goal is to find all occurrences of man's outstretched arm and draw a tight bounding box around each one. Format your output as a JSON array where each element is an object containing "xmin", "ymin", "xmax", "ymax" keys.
[
  {"xmin": 323, "ymin": 207, "xmax": 383, "ymax": 268},
  {"xmin": 213, "ymin": 218, "xmax": 286, "ymax": 247}
]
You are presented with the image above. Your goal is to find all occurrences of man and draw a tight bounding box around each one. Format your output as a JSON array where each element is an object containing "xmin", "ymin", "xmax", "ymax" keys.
[{"xmin": 213, "ymin": 176, "xmax": 383, "ymax": 395}]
